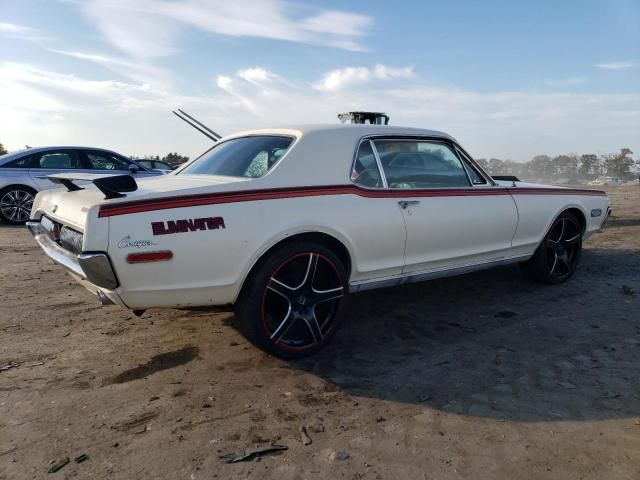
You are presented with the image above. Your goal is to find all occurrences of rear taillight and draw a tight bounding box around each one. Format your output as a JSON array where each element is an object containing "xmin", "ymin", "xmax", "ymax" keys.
[{"xmin": 126, "ymin": 251, "xmax": 173, "ymax": 263}]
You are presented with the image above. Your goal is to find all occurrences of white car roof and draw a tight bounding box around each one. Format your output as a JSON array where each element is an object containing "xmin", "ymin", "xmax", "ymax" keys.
[
  {"xmin": 215, "ymin": 124, "xmax": 459, "ymax": 187},
  {"xmin": 2, "ymin": 146, "xmax": 118, "ymax": 156},
  {"xmin": 225, "ymin": 124, "xmax": 455, "ymax": 142}
]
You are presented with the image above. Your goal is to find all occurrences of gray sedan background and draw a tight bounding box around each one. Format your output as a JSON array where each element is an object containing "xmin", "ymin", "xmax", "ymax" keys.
[{"xmin": 0, "ymin": 146, "xmax": 161, "ymax": 224}]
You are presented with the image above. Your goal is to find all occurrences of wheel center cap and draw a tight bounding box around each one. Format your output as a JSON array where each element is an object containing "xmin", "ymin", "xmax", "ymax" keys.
[{"xmin": 297, "ymin": 295, "xmax": 307, "ymax": 306}]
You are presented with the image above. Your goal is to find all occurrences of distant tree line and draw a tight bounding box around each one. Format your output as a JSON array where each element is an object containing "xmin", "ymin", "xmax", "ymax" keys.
[
  {"xmin": 0, "ymin": 143, "xmax": 7, "ymax": 155},
  {"xmin": 476, "ymin": 148, "xmax": 637, "ymax": 182}
]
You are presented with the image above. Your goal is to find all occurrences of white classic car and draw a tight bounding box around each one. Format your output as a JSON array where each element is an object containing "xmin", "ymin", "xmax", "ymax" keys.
[{"xmin": 27, "ymin": 125, "xmax": 610, "ymax": 358}]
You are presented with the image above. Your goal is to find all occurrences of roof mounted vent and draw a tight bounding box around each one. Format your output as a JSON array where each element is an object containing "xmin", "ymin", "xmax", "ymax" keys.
[{"xmin": 338, "ymin": 111, "xmax": 389, "ymax": 125}]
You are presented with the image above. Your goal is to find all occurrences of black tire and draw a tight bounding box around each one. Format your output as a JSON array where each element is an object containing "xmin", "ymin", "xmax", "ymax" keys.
[
  {"xmin": 521, "ymin": 211, "xmax": 583, "ymax": 284},
  {"xmin": 0, "ymin": 186, "xmax": 36, "ymax": 225},
  {"xmin": 235, "ymin": 242, "xmax": 348, "ymax": 359}
]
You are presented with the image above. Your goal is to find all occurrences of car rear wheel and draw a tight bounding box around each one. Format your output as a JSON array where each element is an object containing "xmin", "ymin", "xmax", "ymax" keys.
[
  {"xmin": 0, "ymin": 186, "xmax": 36, "ymax": 225},
  {"xmin": 235, "ymin": 242, "xmax": 348, "ymax": 359},
  {"xmin": 521, "ymin": 211, "xmax": 582, "ymax": 284}
]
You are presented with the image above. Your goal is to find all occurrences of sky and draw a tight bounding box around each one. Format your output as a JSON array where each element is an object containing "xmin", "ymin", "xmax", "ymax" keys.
[{"xmin": 0, "ymin": 0, "xmax": 638, "ymax": 161}]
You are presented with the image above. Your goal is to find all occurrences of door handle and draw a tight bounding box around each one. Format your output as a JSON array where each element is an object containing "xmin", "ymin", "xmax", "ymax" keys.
[{"xmin": 398, "ymin": 200, "xmax": 420, "ymax": 209}]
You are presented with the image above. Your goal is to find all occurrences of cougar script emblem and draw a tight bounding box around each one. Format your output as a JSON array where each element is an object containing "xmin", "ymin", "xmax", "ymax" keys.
[{"xmin": 118, "ymin": 236, "xmax": 157, "ymax": 248}]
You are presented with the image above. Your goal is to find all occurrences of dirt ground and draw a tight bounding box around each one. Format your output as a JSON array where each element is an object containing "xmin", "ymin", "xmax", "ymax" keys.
[{"xmin": 1, "ymin": 186, "xmax": 639, "ymax": 480}]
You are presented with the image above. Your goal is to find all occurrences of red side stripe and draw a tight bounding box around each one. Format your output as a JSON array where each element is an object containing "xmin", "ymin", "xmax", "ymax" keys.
[{"xmin": 98, "ymin": 185, "xmax": 606, "ymax": 218}]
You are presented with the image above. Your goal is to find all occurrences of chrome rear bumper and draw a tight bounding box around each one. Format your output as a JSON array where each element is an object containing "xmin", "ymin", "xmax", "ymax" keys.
[{"xmin": 26, "ymin": 220, "xmax": 119, "ymax": 290}]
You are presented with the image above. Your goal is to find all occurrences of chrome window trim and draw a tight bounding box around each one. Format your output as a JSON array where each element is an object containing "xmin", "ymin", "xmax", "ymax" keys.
[
  {"xmin": 453, "ymin": 144, "xmax": 497, "ymax": 186},
  {"xmin": 349, "ymin": 139, "xmax": 387, "ymax": 190},
  {"xmin": 368, "ymin": 140, "xmax": 388, "ymax": 188},
  {"xmin": 454, "ymin": 145, "xmax": 484, "ymax": 186}
]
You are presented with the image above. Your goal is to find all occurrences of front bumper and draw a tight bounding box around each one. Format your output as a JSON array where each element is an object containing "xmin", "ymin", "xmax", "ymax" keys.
[{"xmin": 26, "ymin": 220, "xmax": 119, "ymax": 290}]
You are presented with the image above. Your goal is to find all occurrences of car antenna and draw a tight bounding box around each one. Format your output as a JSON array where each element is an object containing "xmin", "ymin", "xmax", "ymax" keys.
[
  {"xmin": 177, "ymin": 109, "xmax": 222, "ymax": 140},
  {"xmin": 173, "ymin": 110, "xmax": 218, "ymax": 142},
  {"xmin": 173, "ymin": 109, "xmax": 222, "ymax": 141}
]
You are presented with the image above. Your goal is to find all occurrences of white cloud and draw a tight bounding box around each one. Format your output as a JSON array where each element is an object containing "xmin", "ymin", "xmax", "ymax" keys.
[
  {"xmin": 593, "ymin": 60, "xmax": 638, "ymax": 70},
  {"xmin": 300, "ymin": 10, "xmax": 371, "ymax": 36},
  {"xmin": 216, "ymin": 70, "xmax": 286, "ymax": 113},
  {"xmin": 48, "ymin": 49, "xmax": 169, "ymax": 86},
  {"xmin": 237, "ymin": 68, "xmax": 281, "ymax": 87},
  {"xmin": 1, "ymin": 62, "xmax": 638, "ymax": 162},
  {"xmin": 0, "ymin": 22, "xmax": 50, "ymax": 44},
  {"xmin": 216, "ymin": 75, "xmax": 233, "ymax": 90},
  {"xmin": 0, "ymin": 62, "xmax": 150, "ymax": 99},
  {"xmin": 313, "ymin": 67, "xmax": 371, "ymax": 92},
  {"xmin": 373, "ymin": 64, "xmax": 414, "ymax": 80},
  {"xmin": 313, "ymin": 64, "xmax": 414, "ymax": 92},
  {"xmin": 79, "ymin": 0, "xmax": 373, "ymax": 59},
  {"xmin": 0, "ymin": 62, "xmax": 230, "ymax": 154},
  {"xmin": 82, "ymin": 0, "xmax": 178, "ymax": 59}
]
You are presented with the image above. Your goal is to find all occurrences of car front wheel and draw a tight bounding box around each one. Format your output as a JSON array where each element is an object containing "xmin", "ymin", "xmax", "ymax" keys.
[
  {"xmin": 236, "ymin": 242, "xmax": 348, "ymax": 359},
  {"xmin": 0, "ymin": 186, "xmax": 36, "ymax": 225},
  {"xmin": 521, "ymin": 211, "xmax": 583, "ymax": 284}
]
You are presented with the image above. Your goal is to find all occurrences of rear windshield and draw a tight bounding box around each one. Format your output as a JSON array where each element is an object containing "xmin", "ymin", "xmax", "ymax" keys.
[{"xmin": 179, "ymin": 135, "xmax": 294, "ymax": 178}]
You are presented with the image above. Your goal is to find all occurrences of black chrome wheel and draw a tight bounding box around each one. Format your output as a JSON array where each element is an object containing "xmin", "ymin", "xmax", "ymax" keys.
[
  {"xmin": 262, "ymin": 253, "xmax": 345, "ymax": 352},
  {"xmin": 0, "ymin": 187, "xmax": 35, "ymax": 225},
  {"xmin": 521, "ymin": 210, "xmax": 583, "ymax": 284},
  {"xmin": 236, "ymin": 243, "xmax": 348, "ymax": 359},
  {"xmin": 544, "ymin": 214, "xmax": 581, "ymax": 278}
]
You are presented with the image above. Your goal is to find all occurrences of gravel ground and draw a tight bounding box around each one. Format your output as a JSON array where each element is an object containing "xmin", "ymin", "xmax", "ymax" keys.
[{"xmin": 1, "ymin": 185, "xmax": 639, "ymax": 479}]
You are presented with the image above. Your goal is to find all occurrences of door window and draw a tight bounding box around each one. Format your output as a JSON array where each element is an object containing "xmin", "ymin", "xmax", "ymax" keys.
[
  {"xmin": 85, "ymin": 151, "xmax": 130, "ymax": 171},
  {"xmin": 374, "ymin": 140, "xmax": 470, "ymax": 188},
  {"xmin": 35, "ymin": 151, "xmax": 82, "ymax": 169},
  {"xmin": 351, "ymin": 140, "xmax": 383, "ymax": 188}
]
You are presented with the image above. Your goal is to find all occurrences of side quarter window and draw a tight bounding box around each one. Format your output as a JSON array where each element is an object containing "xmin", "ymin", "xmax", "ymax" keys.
[
  {"xmin": 2, "ymin": 155, "xmax": 34, "ymax": 168},
  {"xmin": 351, "ymin": 140, "xmax": 383, "ymax": 188},
  {"xmin": 374, "ymin": 140, "xmax": 470, "ymax": 189},
  {"xmin": 35, "ymin": 151, "xmax": 82, "ymax": 169}
]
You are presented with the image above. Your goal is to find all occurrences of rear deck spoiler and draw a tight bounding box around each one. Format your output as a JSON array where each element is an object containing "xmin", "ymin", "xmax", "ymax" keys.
[{"xmin": 47, "ymin": 173, "xmax": 138, "ymax": 199}]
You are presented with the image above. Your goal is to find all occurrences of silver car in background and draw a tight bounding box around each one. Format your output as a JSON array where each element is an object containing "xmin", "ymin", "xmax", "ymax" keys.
[{"xmin": 0, "ymin": 146, "xmax": 161, "ymax": 224}]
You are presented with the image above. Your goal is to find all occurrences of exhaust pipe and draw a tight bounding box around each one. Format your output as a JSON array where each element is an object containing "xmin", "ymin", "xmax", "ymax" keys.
[{"xmin": 96, "ymin": 290, "xmax": 114, "ymax": 305}]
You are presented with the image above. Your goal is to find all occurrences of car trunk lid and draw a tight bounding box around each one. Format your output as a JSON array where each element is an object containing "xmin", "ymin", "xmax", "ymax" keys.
[{"xmin": 31, "ymin": 173, "xmax": 252, "ymax": 230}]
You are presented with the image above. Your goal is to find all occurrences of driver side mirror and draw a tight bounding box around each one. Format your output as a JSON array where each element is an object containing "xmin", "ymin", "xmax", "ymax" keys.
[{"xmin": 128, "ymin": 164, "xmax": 140, "ymax": 174}]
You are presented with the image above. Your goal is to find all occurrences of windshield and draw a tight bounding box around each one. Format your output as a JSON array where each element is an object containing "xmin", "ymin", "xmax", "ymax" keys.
[{"xmin": 179, "ymin": 135, "xmax": 294, "ymax": 178}]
